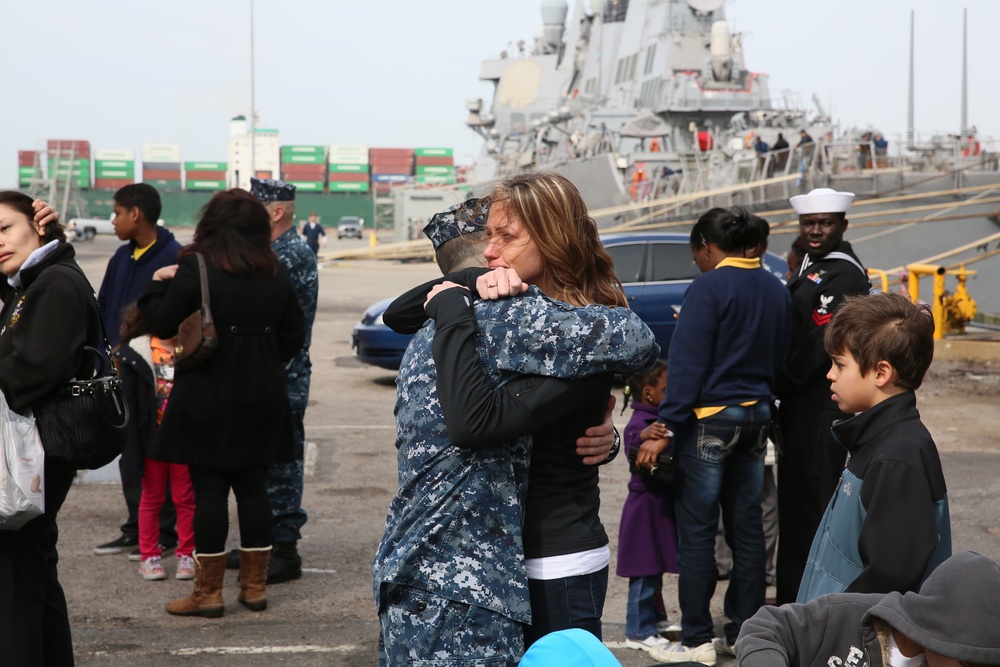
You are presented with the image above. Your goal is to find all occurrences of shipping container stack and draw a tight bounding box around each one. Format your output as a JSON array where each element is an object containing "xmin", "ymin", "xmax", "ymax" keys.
[
  {"xmin": 414, "ymin": 148, "xmax": 456, "ymax": 185},
  {"xmin": 185, "ymin": 162, "xmax": 227, "ymax": 191},
  {"xmin": 17, "ymin": 151, "xmax": 38, "ymax": 188},
  {"xmin": 94, "ymin": 149, "xmax": 136, "ymax": 191},
  {"xmin": 47, "ymin": 140, "xmax": 91, "ymax": 190},
  {"xmin": 280, "ymin": 146, "xmax": 326, "ymax": 193},
  {"xmin": 369, "ymin": 148, "xmax": 414, "ymax": 196},
  {"xmin": 142, "ymin": 143, "xmax": 182, "ymax": 191},
  {"xmin": 327, "ymin": 144, "xmax": 370, "ymax": 193}
]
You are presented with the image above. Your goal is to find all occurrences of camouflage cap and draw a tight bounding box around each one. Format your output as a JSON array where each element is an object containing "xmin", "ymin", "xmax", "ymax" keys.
[
  {"xmin": 422, "ymin": 197, "xmax": 489, "ymax": 250},
  {"xmin": 250, "ymin": 177, "xmax": 296, "ymax": 205}
]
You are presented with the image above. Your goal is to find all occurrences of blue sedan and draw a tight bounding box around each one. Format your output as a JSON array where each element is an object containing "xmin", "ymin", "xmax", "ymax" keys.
[{"xmin": 351, "ymin": 233, "xmax": 789, "ymax": 370}]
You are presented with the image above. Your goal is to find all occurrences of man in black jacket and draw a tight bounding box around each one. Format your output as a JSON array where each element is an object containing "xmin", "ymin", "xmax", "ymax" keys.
[{"xmin": 774, "ymin": 188, "xmax": 873, "ymax": 604}]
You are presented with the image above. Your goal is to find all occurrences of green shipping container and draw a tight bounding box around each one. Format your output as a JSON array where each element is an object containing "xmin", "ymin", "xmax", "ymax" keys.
[
  {"xmin": 329, "ymin": 181, "xmax": 370, "ymax": 193},
  {"xmin": 415, "ymin": 175, "xmax": 458, "ymax": 184},
  {"xmin": 415, "ymin": 147, "xmax": 454, "ymax": 157},
  {"xmin": 287, "ymin": 181, "xmax": 324, "ymax": 192},
  {"xmin": 328, "ymin": 163, "xmax": 369, "ymax": 173},
  {"xmin": 184, "ymin": 161, "xmax": 227, "ymax": 171},
  {"xmin": 186, "ymin": 180, "xmax": 226, "ymax": 191},
  {"xmin": 95, "ymin": 160, "xmax": 134, "ymax": 170},
  {"xmin": 280, "ymin": 146, "xmax": 325, "ymax": 156},
  {"xmin": 18, "ymin": 167, "xmax": 38, "ymax": 177},
  {"xmin": 281, "ymin": 154, "xmax": 326, "ymax": 165},
  {"xmin": 415, "ymin": 165, "xmax": 457, "ymax": 176},
  {"xmin": 96, "ymin": 169, "xmax": 135, "ymax": 179}
]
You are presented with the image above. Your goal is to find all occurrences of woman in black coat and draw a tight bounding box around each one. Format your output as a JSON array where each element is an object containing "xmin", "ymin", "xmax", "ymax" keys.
[
  {"xmin": 0, "ymin": 192, "xmax": 93, "ymax": 664},
  {"xmin": 138, "ymin": 189, "xmax": 305, "ymax": 618}
]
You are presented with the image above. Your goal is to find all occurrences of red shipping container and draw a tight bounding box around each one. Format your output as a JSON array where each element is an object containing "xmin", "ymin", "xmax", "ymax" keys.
[
  {"xmin": 47, "ymin": 140, "xmax": 91, "ymax": 158},
  {"xmin": 185, "ymin": 170, "xmax": 227, "ymax": 181},
  {"xmin": 327, "ymin": 172, "xmax": 369, "ymax": 183},
  {"xmin": 369, "ymin": 148, "xmax": 414, "ymax": 159},
  {"xmin": 18, "ymin": 151, "xmax": 37, "ymax": 167},
  {"xmin": 255, "ymin": 170, "xmax": 272, "ymax": 179},
  {"xmin": 94, "ymin": 178, "xmax": 136, "ymax": 190},
  {"xmin": 415, "ymin": 156, "xmax": 455, "ymax": 167},
  {"xmin": 143, "ymin": 169, "xmax": 182, "ymax": 180},
  {"xmin": 280, "ymin": 164, "xmax": 327, "ymax": 177},
  {"xmin": 371, "ymin": 162, "xmax": 414, "ymax": 174}
]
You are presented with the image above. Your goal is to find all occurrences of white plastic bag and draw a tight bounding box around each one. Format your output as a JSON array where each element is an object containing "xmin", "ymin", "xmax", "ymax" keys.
[{"xmin": 0, "ymin": 392, "xmax": 45, "ymax": 530}]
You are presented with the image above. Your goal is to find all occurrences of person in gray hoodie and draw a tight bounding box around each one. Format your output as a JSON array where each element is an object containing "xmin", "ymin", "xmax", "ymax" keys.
[{"xmin": 736, "ymin": 551, "xmax": 1000, "ymax": 667}]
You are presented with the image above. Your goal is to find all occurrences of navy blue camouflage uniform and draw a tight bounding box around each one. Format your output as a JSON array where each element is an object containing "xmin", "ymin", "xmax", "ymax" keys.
[
  {"xmin": 268, "ymin": 227, "xmax": 318, "ymax": 543},
  {"xmin": 373, "ymin": 287, "xmax": 657, "ymax": 666}
]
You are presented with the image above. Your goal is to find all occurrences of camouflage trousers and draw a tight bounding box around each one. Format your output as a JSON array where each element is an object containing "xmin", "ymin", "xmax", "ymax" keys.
[
  {"xmin": 378, "ymin": 584, "xmax": 523, "ymax": 666},
  {"xmin": 266, "ymin": 408, "xmax": 307, "ymax": 543}
]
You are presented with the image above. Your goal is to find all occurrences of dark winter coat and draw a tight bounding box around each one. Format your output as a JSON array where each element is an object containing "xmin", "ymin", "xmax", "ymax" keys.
[{"xmin": 137, "ymin": 253, "xmax": 305, "ymax": 470}]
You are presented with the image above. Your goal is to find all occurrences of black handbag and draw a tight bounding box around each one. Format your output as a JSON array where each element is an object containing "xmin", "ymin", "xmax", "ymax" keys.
[
  {"xmin": 33, "ymin": 345, "xmax": 129, "ymax": 470},
  {"xmin": 626, "ymin": 447, "xmax": 673, "ymax": 484},
  {"xmin": 173, "ymin": 253, "xmax": 217, "ymax": 372}
]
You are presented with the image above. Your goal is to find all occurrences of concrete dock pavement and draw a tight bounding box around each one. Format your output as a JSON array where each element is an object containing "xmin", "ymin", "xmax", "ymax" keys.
[{"xmin": 53, "ymin": 233, "xmax": 1000, "ymax": 665}]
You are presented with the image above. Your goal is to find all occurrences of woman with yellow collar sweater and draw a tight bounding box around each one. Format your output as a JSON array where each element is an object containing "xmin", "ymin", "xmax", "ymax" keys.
[{"xmin": 637, "ymin": 208, "xmax": 792, "ymax": 665}]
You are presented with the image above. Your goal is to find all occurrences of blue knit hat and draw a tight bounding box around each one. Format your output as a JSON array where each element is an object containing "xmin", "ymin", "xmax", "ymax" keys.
[
  {"xmin": 250, "ymin": 177, "xmax": 296, "ymax": 205},
  {"xmin": 520, "ymin": 629, "xmax": 622, "ymax": 667}
]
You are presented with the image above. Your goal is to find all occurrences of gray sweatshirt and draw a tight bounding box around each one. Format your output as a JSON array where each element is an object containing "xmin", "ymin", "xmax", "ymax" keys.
[{"xmin": 737, "ymin": 551, "xmax": 1000, "ymax": 667}]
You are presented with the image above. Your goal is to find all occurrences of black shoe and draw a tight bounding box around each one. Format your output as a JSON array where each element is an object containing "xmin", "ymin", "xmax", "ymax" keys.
[
  {"xmin": 93, "ymin": 534, "xmax": 139, "ymax": 556},
  {"xmin": 226, "ymin": 548, "xmax": 241, "ymax": 570},
  {"xmin": 267, "ymin": 542, "xmax": 302, "ymax": 584}
]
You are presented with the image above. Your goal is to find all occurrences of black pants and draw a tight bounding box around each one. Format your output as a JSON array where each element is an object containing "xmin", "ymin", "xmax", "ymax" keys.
[
  {"xmin": 775, "ymin": 404, "xmax": 849, "ymax": 603},
  {"xmin": 188, "ymin": 464, "xmax": 271, "ymax": 554},
  {"xmin": 119, "ymin": 431, "xmax": 177, "ymax": 544},
  {"xmin": 0, "ymin": 460, "xmax": 77, "ymax": 665}
]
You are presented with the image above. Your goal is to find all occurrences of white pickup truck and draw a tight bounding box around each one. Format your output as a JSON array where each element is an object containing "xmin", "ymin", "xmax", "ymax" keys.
[{"xmin": 67, "ymin": 216, "xmax": 116, "ymax": 241}]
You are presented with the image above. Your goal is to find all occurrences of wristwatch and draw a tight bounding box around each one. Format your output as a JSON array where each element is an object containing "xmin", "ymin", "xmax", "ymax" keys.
[{"xmin": 600, "ymin": 427, "xmax": 621, "ymax": 466}]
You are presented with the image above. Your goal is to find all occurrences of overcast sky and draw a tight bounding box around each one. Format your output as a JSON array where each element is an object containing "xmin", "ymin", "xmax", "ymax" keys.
[{"xmin": 3, "ymin": 0, "xmax": 997, "ymax": 188}]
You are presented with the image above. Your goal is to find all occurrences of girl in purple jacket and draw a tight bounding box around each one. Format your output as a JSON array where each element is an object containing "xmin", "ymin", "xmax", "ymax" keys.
[{"xmin": 617, "ymin": 361, "xmax": 680, "ymax": 652}]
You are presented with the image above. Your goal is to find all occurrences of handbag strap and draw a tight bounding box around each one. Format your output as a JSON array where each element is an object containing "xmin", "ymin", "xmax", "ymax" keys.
[
  {"xmin": 61, "ymin": 263, "xmax": 116, "ymax": 378},
  {"xmin": 195, "ymin": 254, "xmax": 214, "ymax": 326}
]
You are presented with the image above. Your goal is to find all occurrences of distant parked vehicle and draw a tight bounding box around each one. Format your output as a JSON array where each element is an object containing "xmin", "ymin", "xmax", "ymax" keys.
[
  {"xmin": 67, "ymin": 216, "xmax": 115, "ymax": 241},
  {"xmin": 337, "ymin": 216, "xmax": 363, "ymax": 239}
]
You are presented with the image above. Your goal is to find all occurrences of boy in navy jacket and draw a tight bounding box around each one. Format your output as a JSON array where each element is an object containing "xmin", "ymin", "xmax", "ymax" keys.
[
  {"xmin": 93, "ymin": 184, "xmax": 182, "ymax": 557},
  {"xmin": 797, "ymin": 292, "xmax": 950, "ymax": 603}
]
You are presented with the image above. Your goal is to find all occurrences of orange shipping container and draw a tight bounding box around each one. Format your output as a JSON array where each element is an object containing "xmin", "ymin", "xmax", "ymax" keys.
[
  {"xmin": 143, "ymin": 169, "xmax": 182, "ymax": 180},
  {"xmin": 327, "ymin": 172, "xmax": 369, "ymax": 183},
  {"xmin": 185, "ymin": 170, "xmax": 227, "ymax": 181},
  {"xmin": 94, "ymin": 178, "xmax": 136, "ymax": 190},
  {"xmin": 415, "ymin": 156, "xmax": 455, "ymax": 167}
]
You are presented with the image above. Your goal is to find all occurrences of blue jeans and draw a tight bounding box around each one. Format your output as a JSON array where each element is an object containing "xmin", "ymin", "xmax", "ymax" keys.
[
  {"xmin": 626, "ymin": 575, "xmax": 667, "ymax": 639},
  {"xmin": 674, "ymin": 403, "xmax": 768, "ymax": 645},
  {"xmin": 524, "ymin": 566, "xmax": 608, "ymax": 648}
]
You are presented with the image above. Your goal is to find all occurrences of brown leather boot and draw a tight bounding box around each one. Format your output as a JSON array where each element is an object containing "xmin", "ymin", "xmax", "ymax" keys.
[
  {"xmin": 237, "ymin": 546, "xmax": 271, "ymax": 611},
  {"xmin": 165, "ymin": 551, "xmax": 226, "ymax": 618}
]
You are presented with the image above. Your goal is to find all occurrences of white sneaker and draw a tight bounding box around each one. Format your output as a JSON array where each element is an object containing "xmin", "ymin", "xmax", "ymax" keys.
[
  {"xmin": 138, "ymin": 556, "xmax": 167, "ymax": 581},
  {"xmin": 624, "ymin": 635, "xmax": 671, "ymax": 651},
  {"xmin": 649, "ymin": 641, "xmax": 717, "ymax": 666},
  {"xmin": 713, "ymin": 637, "xmax": 736, "ymax": 657},
  {"xmin": 657, "ymin": 621, "xmax": 683, "ymax": 639}
]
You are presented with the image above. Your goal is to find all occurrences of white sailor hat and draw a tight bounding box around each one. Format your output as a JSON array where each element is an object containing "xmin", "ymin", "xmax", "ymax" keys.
[{"xmin": 789, "ymin": 188, "xmax": 855, "ymax": 216}]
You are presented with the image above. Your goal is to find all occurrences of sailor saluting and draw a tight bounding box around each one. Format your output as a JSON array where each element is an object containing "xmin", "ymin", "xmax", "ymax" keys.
[{"xmin": 773, "ymin": 188, "xmax": 874, "ymax": 605}]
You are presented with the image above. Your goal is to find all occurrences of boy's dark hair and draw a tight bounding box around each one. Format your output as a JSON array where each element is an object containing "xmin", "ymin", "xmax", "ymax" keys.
[
  {"xmin": 824, "ymin": 292, "xmax": 934, "ymax": 390},
  {"xmin": 621, "ymin": 360, "xmax": 667, "ymax": 414},
  {"xmin": 114, "ymin": 183, "xmax": 162, "ymax": 224},
  {"xmin": 0, "ymin": 190, "xmax": 66, "ymax": 243}
]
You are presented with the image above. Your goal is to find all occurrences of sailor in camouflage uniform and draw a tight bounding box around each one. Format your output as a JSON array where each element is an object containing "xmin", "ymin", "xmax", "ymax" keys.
[
  {"xmin": 372, "ymin": 203, "xmax": 659, "ymax": 666},
  {"xmin": 250, "ymin": 177, "xmax": 319, "ymax": 584}
]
